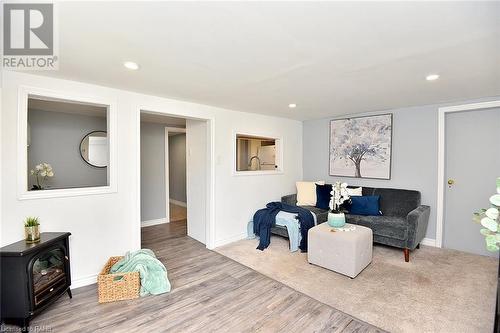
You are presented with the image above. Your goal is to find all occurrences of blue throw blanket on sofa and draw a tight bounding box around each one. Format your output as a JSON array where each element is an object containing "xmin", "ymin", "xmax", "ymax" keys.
[{"xmin": 253, "ymin": 202, "xmax": 315, "ymax": 252}]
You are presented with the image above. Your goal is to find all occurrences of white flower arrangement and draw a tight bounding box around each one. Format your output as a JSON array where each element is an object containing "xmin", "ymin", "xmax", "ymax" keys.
[
  {"xmin": 329, "ymin": 182, "xmax": 350, "ymax": 213},
  {"xmin": 30, "ymin": 163, "xmax": 54, "ymax": 190},
  {"xmin": 473, "ymin": 177, "xmax": 500, "ymax": 251}
]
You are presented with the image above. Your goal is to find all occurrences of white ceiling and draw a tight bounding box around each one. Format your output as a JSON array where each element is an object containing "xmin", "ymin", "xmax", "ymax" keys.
[{"xmin": 37, "ymin": 2, "xmax": 500, "ymax": 120}]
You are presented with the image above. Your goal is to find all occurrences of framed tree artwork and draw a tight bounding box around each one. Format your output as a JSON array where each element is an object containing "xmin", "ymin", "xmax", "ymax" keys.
[{"xmin": 329, "ymin": 114, "xmax": 392, "ymax": 179}]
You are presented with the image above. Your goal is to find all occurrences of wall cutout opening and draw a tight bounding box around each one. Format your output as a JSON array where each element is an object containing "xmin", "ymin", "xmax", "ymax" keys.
[
  {"xmin": 27, "ymin": 96, "xmax": 109, "ymax": 191},
  {"xmin": 235, "ymin": 134, "xmax": 281, "ymax": 173}
]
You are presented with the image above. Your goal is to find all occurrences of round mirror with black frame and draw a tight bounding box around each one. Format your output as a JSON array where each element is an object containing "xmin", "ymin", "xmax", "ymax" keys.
[{"xmin": 79, "ymin": 131, "xmax": 108, "ymax": 168}]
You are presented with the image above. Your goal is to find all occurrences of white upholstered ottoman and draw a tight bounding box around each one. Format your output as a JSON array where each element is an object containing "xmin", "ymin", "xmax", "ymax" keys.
[{"xmin": 308, "ymin": 223, "xmax": 373, "ymax": 278}]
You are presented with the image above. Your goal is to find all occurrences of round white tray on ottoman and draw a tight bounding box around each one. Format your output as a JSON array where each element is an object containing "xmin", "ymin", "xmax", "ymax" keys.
[{"xmin": 308, "ymin": 223, "xmax": 373, "ymax": 278}]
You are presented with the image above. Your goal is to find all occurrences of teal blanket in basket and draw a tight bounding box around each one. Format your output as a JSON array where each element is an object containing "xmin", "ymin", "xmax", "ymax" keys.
[{"xmin": 110, "ymin": 249, "xmax": 171, "ymax": 296}]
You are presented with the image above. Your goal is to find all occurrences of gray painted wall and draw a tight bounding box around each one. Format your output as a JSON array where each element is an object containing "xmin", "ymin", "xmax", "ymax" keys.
[
  {"xmin": 140, "ymin": 122, "xmax": 166, "ymax": 221},
  {"xmin": 169, "ymin": 134, "xmax": 187, "ymax": 203},
  {"xmin": 28, "ymin": 109, "xmax": 107, "ymax": 189},
  {"xmin": 303, "ymin": 96, "xmax": 500, "ymax": 241}
]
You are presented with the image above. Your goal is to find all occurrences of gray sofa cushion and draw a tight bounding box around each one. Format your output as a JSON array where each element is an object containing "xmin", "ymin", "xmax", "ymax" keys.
[
  {"xmin": 361, "ymin": 187, "xmax": 421, "ymax": 217},
  {"xmin": 281, "ymin": 194, "xmax": 297, "ymax": 206},
  {"xmin": 280, "ymin": 195, "xmax": 329, "ymax": 223},
  {"xmin": 302, "ymin": 206, "xmax": 328, "ymax": 223},
  {"xmin": 346, "ymin": 215, "xmax": 408, "ymax": 241}
]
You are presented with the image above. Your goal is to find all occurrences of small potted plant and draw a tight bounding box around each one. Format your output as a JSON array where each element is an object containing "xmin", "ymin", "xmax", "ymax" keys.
[
  {"xmin": 328, "ymin": 182, "xmax": 350, "ymax": 228},
  {"xmin": 24, "ymin": 217, "xmax": 40, "ymax": 243},
  {"xmin": 30, "ymin": 163, "xmax": 54, "ymax": 190}
]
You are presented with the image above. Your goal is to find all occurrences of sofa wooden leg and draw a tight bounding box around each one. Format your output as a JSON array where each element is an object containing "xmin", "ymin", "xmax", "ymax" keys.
[
  {"xmin": 416, "ymin": 243, "xmax": 420, "ymax": 249},
  {"xmin": 403, "ymin": 248, "xmax": 410, "ymax": 262}
]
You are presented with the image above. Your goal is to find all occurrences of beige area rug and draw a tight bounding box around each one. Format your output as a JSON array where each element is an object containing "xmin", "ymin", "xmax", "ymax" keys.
[{"xmin": 216, "ymin": 236, "xmax": 498, "ymax": 333}]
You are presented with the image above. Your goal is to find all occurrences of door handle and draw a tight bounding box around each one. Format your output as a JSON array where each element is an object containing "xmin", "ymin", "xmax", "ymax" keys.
[{"xmin": 447, "ymin": 179, "xmax": 455, "ymax": 187}]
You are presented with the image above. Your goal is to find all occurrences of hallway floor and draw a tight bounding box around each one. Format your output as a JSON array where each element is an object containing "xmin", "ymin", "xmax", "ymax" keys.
[{"xmin": 169, "ymin": 203, "xmax": 187, "ymax": 222}]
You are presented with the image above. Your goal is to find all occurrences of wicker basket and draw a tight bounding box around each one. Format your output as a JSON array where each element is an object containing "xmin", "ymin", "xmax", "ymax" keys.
[{"xmin": 98, "ymin": 256, "xmax": 140, "ymax": 303}]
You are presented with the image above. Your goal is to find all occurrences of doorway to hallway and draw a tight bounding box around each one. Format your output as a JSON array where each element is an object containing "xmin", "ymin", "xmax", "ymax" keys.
[{"xmin": 139, "ymin": 111, "xmax": 210, "ymax": 245}]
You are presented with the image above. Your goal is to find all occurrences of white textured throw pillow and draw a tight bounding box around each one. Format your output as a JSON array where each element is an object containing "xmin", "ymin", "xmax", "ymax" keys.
[
  {"xmin": 296, "ymin": 181, "xmax": 325, "ymax": 206},
  {"xmin": 347, "ymin": 187, "xmax": 363, "ymax": 196}
]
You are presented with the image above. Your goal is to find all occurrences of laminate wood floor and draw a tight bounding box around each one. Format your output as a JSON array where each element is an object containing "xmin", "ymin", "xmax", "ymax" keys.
[
  {"xmin": 169, "ymin": 203, "xmax": 187, "ymax": 222},
  {"xmin": 2, "ymin": 220, "xmax": 384, "ymax": 333}
]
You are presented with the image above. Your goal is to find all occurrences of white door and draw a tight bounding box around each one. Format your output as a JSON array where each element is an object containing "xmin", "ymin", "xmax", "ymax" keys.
[{"xmin": 443, "ymin": 107, "xmax": 500, "ymax": 256}]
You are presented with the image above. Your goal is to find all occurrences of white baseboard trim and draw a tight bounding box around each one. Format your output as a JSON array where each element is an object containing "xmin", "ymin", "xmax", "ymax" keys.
[
  {"xmin": 421, "ymin": 237, "xmax": 437, "ymax": 247},
  {"xmin": 141, "ymin": 217, "xmax": 169, "ymax": 227},
  {"xmin": 169, "ymin": 199, "xmax": 187, "ymax": 207},
  {"xmin": 213, "ymin": 232, "xmax": 247, "ymax": 248},
  {"xmin": 71, "ymin": 273, "xmax": 97, "ymax": 289}
]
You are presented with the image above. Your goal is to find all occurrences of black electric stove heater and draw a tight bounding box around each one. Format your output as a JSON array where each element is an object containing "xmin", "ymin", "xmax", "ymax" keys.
[{"xmin": 0, "ymin": 232, "xmax": 72, "ymax": 330}]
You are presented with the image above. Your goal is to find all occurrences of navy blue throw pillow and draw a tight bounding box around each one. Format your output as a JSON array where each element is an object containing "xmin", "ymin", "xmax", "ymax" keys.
[
  {"xmin": 315, "ymin": 184, "xmax": 332, "ymax": 210},
  {"xmin": 349, "ymin": 196, "xmax": 381, "ymax": 216}
]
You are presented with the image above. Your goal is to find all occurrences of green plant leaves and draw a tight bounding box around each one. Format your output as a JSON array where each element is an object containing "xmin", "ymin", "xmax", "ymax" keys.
[
  {"xmin": 475, "ymin": 178, "xmax": 500, "ymax": 252},
  {"xmin": 480, "ymin": 228, "xmax": 491, "ymax": 236},
  {"xmin": 24, "ymin": 216, "xmax": 40, "ymax": 227},
  {"xmin": 481, "ymin": 217, "xmax": 498, "ymax": 232},
  {"xmin": 490, "ymin": 194, "xmax": 500, "ymax": 207},
  {"xmin": 486, "ymin": 235, "xmax": 500, "ymax": 251},
  {"xmin": 486, "ymin": 207, "xmax": 499, "ymax": 220}
]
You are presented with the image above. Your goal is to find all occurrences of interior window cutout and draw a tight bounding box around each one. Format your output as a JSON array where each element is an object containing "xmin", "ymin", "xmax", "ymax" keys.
[
  {"xmin": 27, "ymin": 96, "xmax": 109, "ymax": 191},
  {"xmin": 235, "ymin": 134, "xmax": 280, "ymax": 172}
]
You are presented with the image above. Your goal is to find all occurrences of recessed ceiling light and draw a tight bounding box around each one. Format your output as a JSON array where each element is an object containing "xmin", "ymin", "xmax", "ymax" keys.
[
  {"xmin": 123, "ymin": 61, "xmax": 139, "ymax": 70},
  {"xmin": 288, "ymin": 103, "xmax": 297, "ymax": 108},
  {"xmin": 426, "ymin": 74, "xmax": 440, "ymax": 81}
]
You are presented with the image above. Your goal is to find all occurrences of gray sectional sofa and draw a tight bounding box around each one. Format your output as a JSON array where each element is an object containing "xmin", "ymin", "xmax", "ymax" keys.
[{"xmin": 274, "ymin": 187, "xmax": 430, "ymax": 262}]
